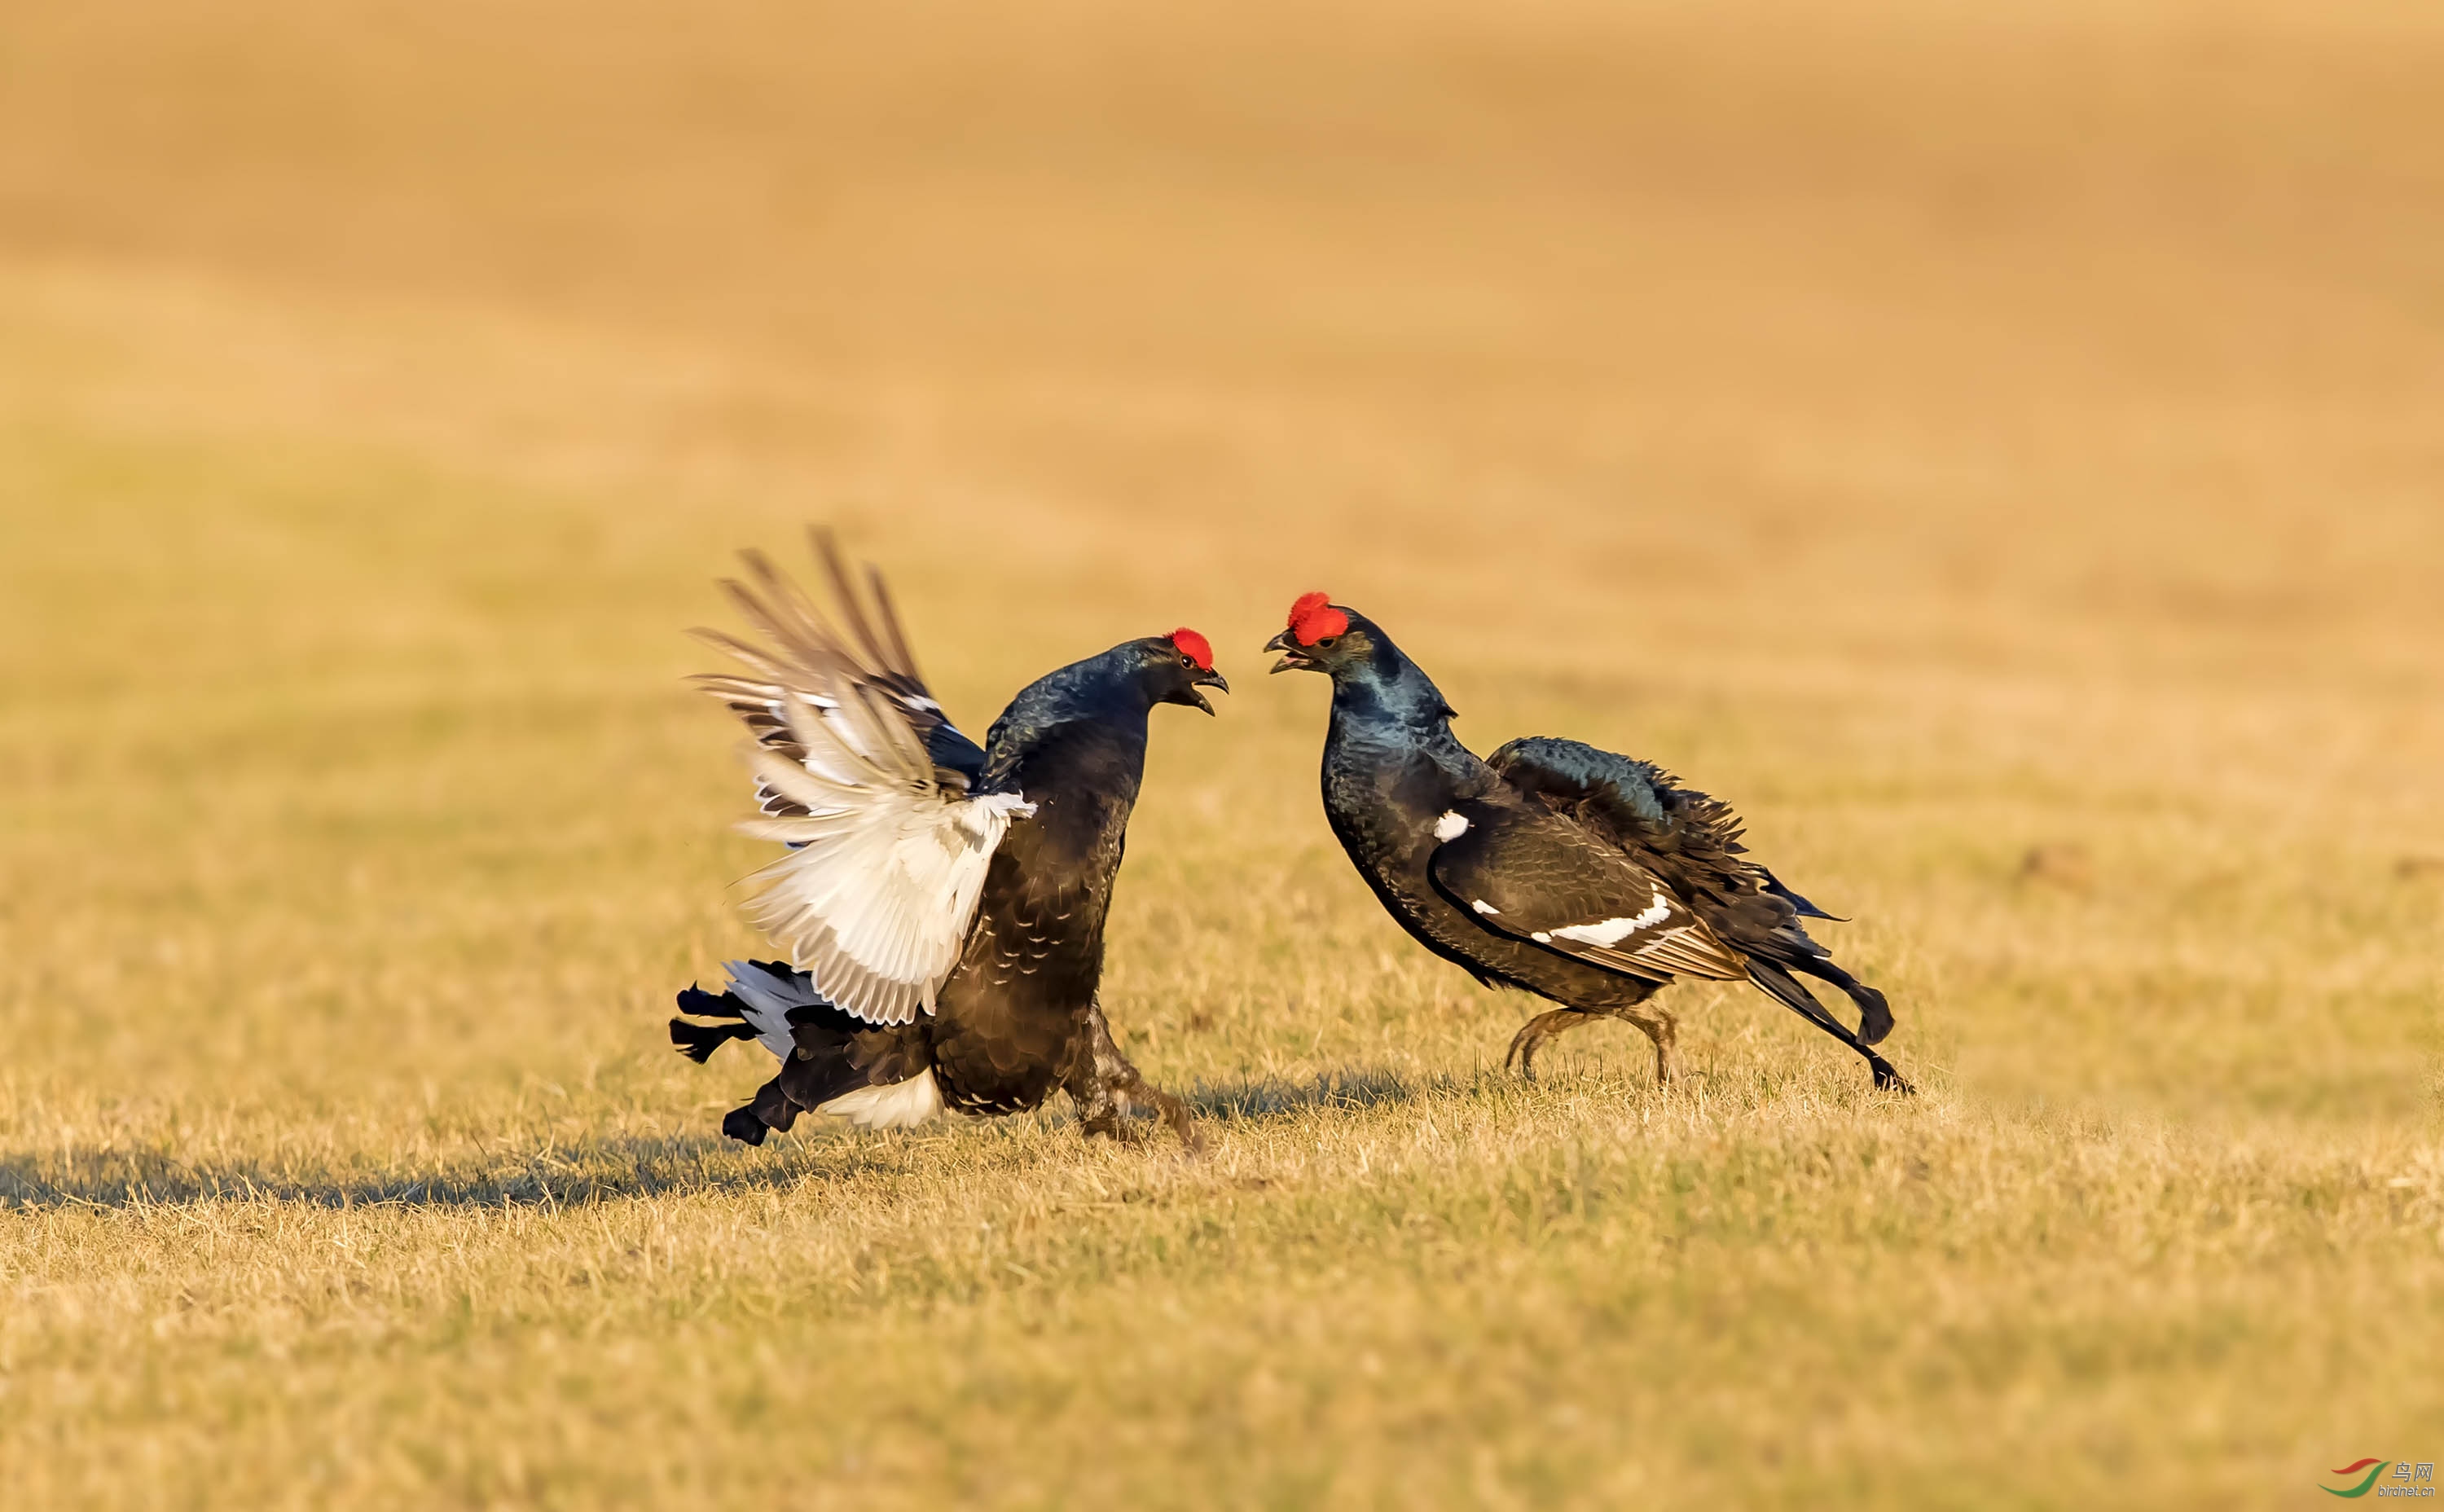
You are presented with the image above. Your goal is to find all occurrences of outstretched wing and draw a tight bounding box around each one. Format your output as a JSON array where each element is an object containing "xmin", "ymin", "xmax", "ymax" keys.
[
  {"xmin": 691, "ymin": 530, "xmax": 1026, "ymax": 1026},
  {"xmin": 1427, "ymin": 802, "xmax": 1746, "ymax": 983}
]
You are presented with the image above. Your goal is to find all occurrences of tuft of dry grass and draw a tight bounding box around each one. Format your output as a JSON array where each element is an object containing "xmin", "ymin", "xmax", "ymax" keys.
[{"xmin": 3, "ymin": 1, "xmax": 2442, "ymax": 1505}]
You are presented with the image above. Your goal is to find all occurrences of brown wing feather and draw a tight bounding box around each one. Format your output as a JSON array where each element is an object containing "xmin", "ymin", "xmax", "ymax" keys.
[
  {"xmin": 710, "ymin": 539, "xmax": 916, "ymax": 702},
  {"xmin": 688, "ymin": 531, "xmax": 970, "ymax": 791},
  {"xmin": 1431, "ymin": 803, "xmax": 1747, "ymax": 983}
]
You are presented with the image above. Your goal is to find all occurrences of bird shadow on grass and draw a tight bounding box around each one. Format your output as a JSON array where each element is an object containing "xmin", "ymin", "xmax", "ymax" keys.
[
  {"xmin": 0, "ymin": 1129, "xmax": 904, "ymax": 1213},
  {"xmin": 2, "ymin": 1067, "xmax": 1441, "ymax": 1211},
  {"xmin": 1183, "ymin": 1065, "xmax": 1421, "ymax": 1123}
]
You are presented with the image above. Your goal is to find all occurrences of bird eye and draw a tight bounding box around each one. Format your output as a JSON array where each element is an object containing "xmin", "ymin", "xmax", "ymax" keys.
[
  {"xmin": 1180, "ymin": 653, "xmax": 1197, "ymax": 669},
  {"xmin": 1316, "ymin": 636, "xmax": 1338, "ymax": 649}
]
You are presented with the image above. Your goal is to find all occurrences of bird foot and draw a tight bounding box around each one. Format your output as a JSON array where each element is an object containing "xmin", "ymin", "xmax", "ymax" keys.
[
  {"xmin": 1503, "ymin": 1025, "xmax": 1545, "ymax": 1081},
  {"xmin": 1080, "ymin": 1094, "xmax": 1202, "ymax": 1154},
  {"xmin": 1506, "ymin": 1009, "xmax": 1593, "ymax": 1083},
  {"xmin": 1067, "ymin": 1002, "xmax": 1202, "ymax": 1154},
  {"xmin": 1135, "ymin": 1087, "xmax": 1206, "ymax": 1156}
]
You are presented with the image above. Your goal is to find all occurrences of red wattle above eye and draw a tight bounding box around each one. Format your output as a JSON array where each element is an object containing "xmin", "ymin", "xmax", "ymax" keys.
[
  {"xmin": 1286, "ymin": 591, "xmax": 1349, "ymax": 646},
  {"xmin": 1169, "ymin": 627, "xmax": 1214, "ymax": 670}
]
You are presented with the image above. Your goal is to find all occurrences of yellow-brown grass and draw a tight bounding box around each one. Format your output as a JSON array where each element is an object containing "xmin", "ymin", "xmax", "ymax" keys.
[{"xmin": 2, "ymin": 1, "xmax": 2440, "ymax": 1505}]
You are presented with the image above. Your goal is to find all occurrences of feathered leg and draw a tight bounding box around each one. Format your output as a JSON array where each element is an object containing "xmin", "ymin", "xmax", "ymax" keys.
[
  {"xmin": 1747, "ymin": 961, "xmax": 1914, "ymax": 1093},
  {"xmin": 1065, "ymin": 1001, "xmax": 1201, "ymax": 1153},
  {"xmin": 1609, "ymin": 1009, "xmax": 1677, "ymax": 1085},
  {"xmin": 1505, "ymin": 1008, "xmax": 1602, "ymax": 1081},
  {"xmin": 721, "ymin": 1075, "xmax": 805, "ymax": 1146},
  {"xmin": 1508, "ymin": 1008, "xmax": 1677, "ymax": 1084}
]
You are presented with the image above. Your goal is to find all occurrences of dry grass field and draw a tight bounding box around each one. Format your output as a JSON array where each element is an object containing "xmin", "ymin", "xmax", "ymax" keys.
[{"xmin": 3, "ymin": 1, "xmax": 2442, "ymax": 1506}]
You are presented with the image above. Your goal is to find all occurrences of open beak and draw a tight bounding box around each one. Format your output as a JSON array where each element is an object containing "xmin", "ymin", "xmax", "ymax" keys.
[
  {"xmin": 1186, "ymin": 667, "xmax": 1229, "ymax": 714},
  {"xmin": 1264, "ymin": 629, "xmax": 1316, "ymax": 674}
]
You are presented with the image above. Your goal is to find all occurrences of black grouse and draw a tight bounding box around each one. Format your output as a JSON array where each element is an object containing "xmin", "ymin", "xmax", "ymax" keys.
[
  {"xmin": 668, "ymin": 533, "xmax": 1229, "ymax": 1148},
  {"xmin": 1264, "ymin": 592, "xmax": 1908, "ymax": 1092}
]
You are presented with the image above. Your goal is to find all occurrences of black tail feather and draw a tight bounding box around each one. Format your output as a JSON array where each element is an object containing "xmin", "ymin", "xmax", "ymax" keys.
[
  {"xmin": 1746, "ymin": 960, "xmax": 1844, "ymax": 1033},
  {"xmin": 1848, "ymin": 983, "xmax": 1894, "ymax": 1047},
  {"xmin": 1758, "ymin": 867, "xmax": 1844, "ymax": 921},
  {"xmin": 675, "ymin": 985, "xmax": 747, "ymax": 1019},
  {"xmin": 670, "ymin": 1017, "xmax": 759, "ymax": 1063},
  {"xmin": 1784, "ymin": 956, "xmax": 1895, "ymax": 1047},
  {"xmin": 1747, "ymin": 960, "xmax": 1913, "ymax": 1093}
]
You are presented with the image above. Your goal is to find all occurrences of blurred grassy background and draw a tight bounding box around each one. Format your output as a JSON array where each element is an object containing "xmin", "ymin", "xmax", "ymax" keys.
[{"xmin": 2, "ymin": 0, "xmax": 2440, "ymax": 1506}]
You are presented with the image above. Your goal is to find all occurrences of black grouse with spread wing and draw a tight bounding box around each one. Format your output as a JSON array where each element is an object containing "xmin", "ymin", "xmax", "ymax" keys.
[
  {"xmin": 669, "ymin": 533, "xmax": 1227, "ymax": 1146},
  {"xmin": 1264, "ymin": 593, "xmax": 1907, "ymax": 1092}
]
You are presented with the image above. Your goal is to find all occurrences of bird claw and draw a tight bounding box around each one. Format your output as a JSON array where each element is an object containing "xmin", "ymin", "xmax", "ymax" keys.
[
  {"xmin": 1082, "ymin": 1101, "xmax": 1204, "ymax": 1156},
  {"xmin": 1132, "ymin": 1088, "xmax": 1206, "ymax": 1156}
]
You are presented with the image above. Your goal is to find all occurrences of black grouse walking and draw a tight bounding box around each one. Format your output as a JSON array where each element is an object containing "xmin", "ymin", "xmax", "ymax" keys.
[
  {"xmin": 1264, "ymin": 592, "xmax": 1908, "ymax": 1092},
  {"xmin": 669, "ymin": 534, "xmax": 1228, "ymax": 1147}
]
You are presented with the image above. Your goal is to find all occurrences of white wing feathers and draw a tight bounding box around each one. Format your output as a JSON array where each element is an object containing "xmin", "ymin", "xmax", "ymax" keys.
[
  {"xmin": 734, "ymin": 727, "xmax": 1029, "ymax": 1025},
  {"xmin": 695, "ymin": 535, "xmax": 1028, "ymax": 1026}
]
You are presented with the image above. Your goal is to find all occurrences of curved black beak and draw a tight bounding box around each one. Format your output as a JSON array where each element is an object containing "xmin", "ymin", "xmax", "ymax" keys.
[
  {"xmin": 1264, "ymin": 629, "xmax": 1316, "ymax": 674},
  {"xmin": 1185, "ymin": 666, "xmax": 1229, "ymax": 714}
]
